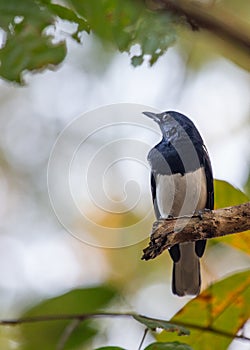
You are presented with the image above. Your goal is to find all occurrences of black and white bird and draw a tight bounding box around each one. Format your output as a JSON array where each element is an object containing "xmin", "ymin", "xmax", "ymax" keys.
[{"xmin": 143, "ymin": 111, "xmax": 214, "ymax": 296}]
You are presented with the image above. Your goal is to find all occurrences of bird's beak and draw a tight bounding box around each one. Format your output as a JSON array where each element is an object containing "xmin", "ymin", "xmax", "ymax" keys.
[{"xmin": 142, "ymin": 111, "xmax": 160, "ymax": 123}]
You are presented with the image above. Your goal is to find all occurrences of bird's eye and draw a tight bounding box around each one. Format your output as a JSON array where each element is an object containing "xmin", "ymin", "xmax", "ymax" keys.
[{"xmin": 162, "ymin": 113, "xmax": 168, "ymax": 121}]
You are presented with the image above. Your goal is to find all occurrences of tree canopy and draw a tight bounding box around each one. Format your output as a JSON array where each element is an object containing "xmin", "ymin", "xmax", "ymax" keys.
[{"xmin": 0, "ymin": 0, "xmax": 249, "ymax": 83}]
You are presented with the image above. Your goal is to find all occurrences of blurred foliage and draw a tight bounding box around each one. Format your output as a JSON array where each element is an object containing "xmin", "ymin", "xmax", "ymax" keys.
[
  {"xmin": 133, "ymin": 314, "xmax": 189, "ymax": 335},
  {"xmin": 214, "ymin": 179, "xmax": 250, "ymax": 254},
  {"xmin": 220, "ymin": 0, "xmax": 250, "ymax": 23},
  {"xmin": 13, "ymin": 269, "xmax": 250, "ymax": 349},
  {"xmin": 68, "ymin": 0, "xmax": 177, "ymax": 65},
  {"xmin": 95, "ymin": 342, "xmax": 193, "ymax": 349},
  {"xmin": 47, "ymin": 3, "xmax": 90, "ymax": 41},
  {"xmin": 244, "ymin": 169, "xmax": 250, "ymax": 198},
  {"xmin": 158, "ymin": 270, "xmax": 250, "ymax": 350},
  {"xmin": 0, "ymin": 0, "xmax": 66, "ymax": 83},
  {"xmin": 0, "ymin": 0, "xmax": 249, "ymax": 83},
  {"xmin": 95, "ymin": 347, "xmax": 126, "ymax": 350},
  {"xmin": 214, "ymin": 179, "xmax": 249, "ymax": 209},
  {"xmin": 144, "ymin": 343, "xmax": 193, "ymax": 350},
  {"xmin": 0, "ymin": 0, "xmax": 177, "ymax": 83},
  {"xmin": 96, "ymin": 209, "xmax": 142, "ymax": 229},
  {"xmin": 176, "ymin": 0, "xmax": 250, "ymax": 71},
  {"xmin": 18, "ymin": 285, "xmax": 117, "ymax": 350}
]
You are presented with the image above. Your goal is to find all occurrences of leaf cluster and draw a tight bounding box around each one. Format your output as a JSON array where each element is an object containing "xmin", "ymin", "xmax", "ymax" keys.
[
  {"xmin": 0, "ymin": 0, "xmax": 66, "ymax": 83},
  {"xmin": 0, "ymin": 0, "xmax": 178, "ymax": 83},
  {"xmin": 3, "ymin": 270, "xmax": 250, "ymax": 349}
]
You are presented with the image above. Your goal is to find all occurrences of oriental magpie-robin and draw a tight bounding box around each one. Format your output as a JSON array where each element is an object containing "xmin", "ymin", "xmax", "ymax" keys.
[{"xmin": 143, "ymin": 111, "xmax": 214, "ymax": 296}]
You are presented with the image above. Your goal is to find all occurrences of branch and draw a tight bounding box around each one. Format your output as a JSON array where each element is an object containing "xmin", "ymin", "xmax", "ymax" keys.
[
  {"xmin": 147, "ymin": 0, "xmax": 250, "ymax": 53},
  {"xmin": 142, "ymin": 202, "xmax": 250, "ymax": 260},
  {"xmin": 0, "ymin": 312, "xmax": 249, "ymax": 342},
  {"xmin": 0, "ymin": 312, "xmax": 131, "ymax": 325}
]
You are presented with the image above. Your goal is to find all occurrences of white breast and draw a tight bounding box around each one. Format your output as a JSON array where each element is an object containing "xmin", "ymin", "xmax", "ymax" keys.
[{"xmin": 156, "ymin": 167, "xmax": 207, "ymax": 218}]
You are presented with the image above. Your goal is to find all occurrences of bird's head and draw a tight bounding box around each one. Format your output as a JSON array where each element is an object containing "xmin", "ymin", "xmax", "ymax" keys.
[{"xmin": 143, "ymin": 110, "xmax": 202, "ymax": 143}]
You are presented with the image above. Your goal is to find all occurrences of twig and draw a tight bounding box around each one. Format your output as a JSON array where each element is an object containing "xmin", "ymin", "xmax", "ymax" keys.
[
  {"xmin": 0, "ymin": 312, "xmax": 132, "ymax": 325},
  {"xmin": 142, "ymin": 202, "xmax": 250, "ymax": 260},
  {"xmin": 138, "ymin": 328, "xmax": 149, "ymax": 350},
  {"xmin": 0, "ymin": 312, "xmax": 250, "ymax": 342}
]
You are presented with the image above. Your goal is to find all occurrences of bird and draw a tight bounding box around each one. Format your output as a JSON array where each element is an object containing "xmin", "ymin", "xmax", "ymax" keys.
[{"xmin": 143, "ymin": 110, "xmax": 214, "ymax": 296}]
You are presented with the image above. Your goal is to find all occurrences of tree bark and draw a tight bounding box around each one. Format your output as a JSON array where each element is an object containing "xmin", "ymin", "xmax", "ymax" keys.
[{"xmin": 142, "ymin": 202, "xmax": 250, "ymax": 260}]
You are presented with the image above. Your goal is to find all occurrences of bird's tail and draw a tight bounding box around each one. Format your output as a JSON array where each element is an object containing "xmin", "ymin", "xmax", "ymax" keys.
[{"xmin": 172, "ymin": 242, "xmax": 201, "ymax": 296}]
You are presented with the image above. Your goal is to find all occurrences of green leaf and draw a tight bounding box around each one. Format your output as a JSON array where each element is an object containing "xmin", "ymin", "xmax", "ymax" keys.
[
  {"xmin": 25, "ymin": 285, "xmax": 117, "ymax": 315},
  {"xmin": 133, "ymin": 315, "xmax": 190, "ymax": 336},
  {"xmin": 69, "ymin": 0, "xmax": 140, "ymax": 44},
  {"xmin": 95, "ymin": 347, "xmax": 126, "ymax": 350},
  {"xmin": 131, "ymin": 55, "xmax": 144, "ymax": 67},
  {"xmin": 19, "ymin": 285, "xmax": 117, "ymax": 350},
  {"xmin": 69, "ymin": 0, "xmax": 176, "ymax": 65},
  {"xmin": 0, "ymin": 31, "xmax": 66, "ymax": 83},
  {"xmin": 48, "ymin": 3, "xmax": 90, "ymax": 42},
  {"xmin": 214, "ymin": 179, "xmax": 249, "ymax": 209},
  {"xmin": 131, "ymin": 11, "xmax": 176, "ymax": 63},
  {"xmin": 144, "ymin": 342, "xmax": 193, "ymax": 350},
  {"xmin": 0, "ymin": 0, "xmax": 52, "ymax": 30},
  {"xmin": 214, "ymin": 180, "xmax": 250, "ymax": 254},
  {"xmin": 0, "ymin": 0, "xmax": 178, "ymax": 81},
  {"xmin": 0, "ymin": 0, "xmax": 67, "ymax": 83},
  {"xmin": 157, "ymin": 270, "xmax": 250, "ymax": 350}
]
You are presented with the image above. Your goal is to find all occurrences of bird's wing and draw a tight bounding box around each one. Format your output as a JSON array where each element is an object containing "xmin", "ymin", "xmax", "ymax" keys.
[
  {"xmin": 202, "ymin": 144, "xmax": 214, "ymax": 210},
  {"xmin": 195, "ymin": 144, "xmax": 214, "ymax": 257}
]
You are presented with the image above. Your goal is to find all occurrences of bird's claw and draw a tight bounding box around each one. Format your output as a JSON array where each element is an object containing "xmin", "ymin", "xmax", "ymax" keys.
[{"xmin": 195, "ymin": 208, "xmax": 211, "ymax": 220}]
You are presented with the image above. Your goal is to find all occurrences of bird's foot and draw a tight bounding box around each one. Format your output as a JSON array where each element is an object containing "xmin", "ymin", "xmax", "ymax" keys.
[
  {"xmin": 157, "ymin": 215, "xmax": 174, "ymax": 221},
  {"xmin": 195, "ymin": 208, "xmax": 211, "ymax": 220},
  {"xmin": 167, "ymin": 214, "xmax": 174, "ymax": 219}
]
